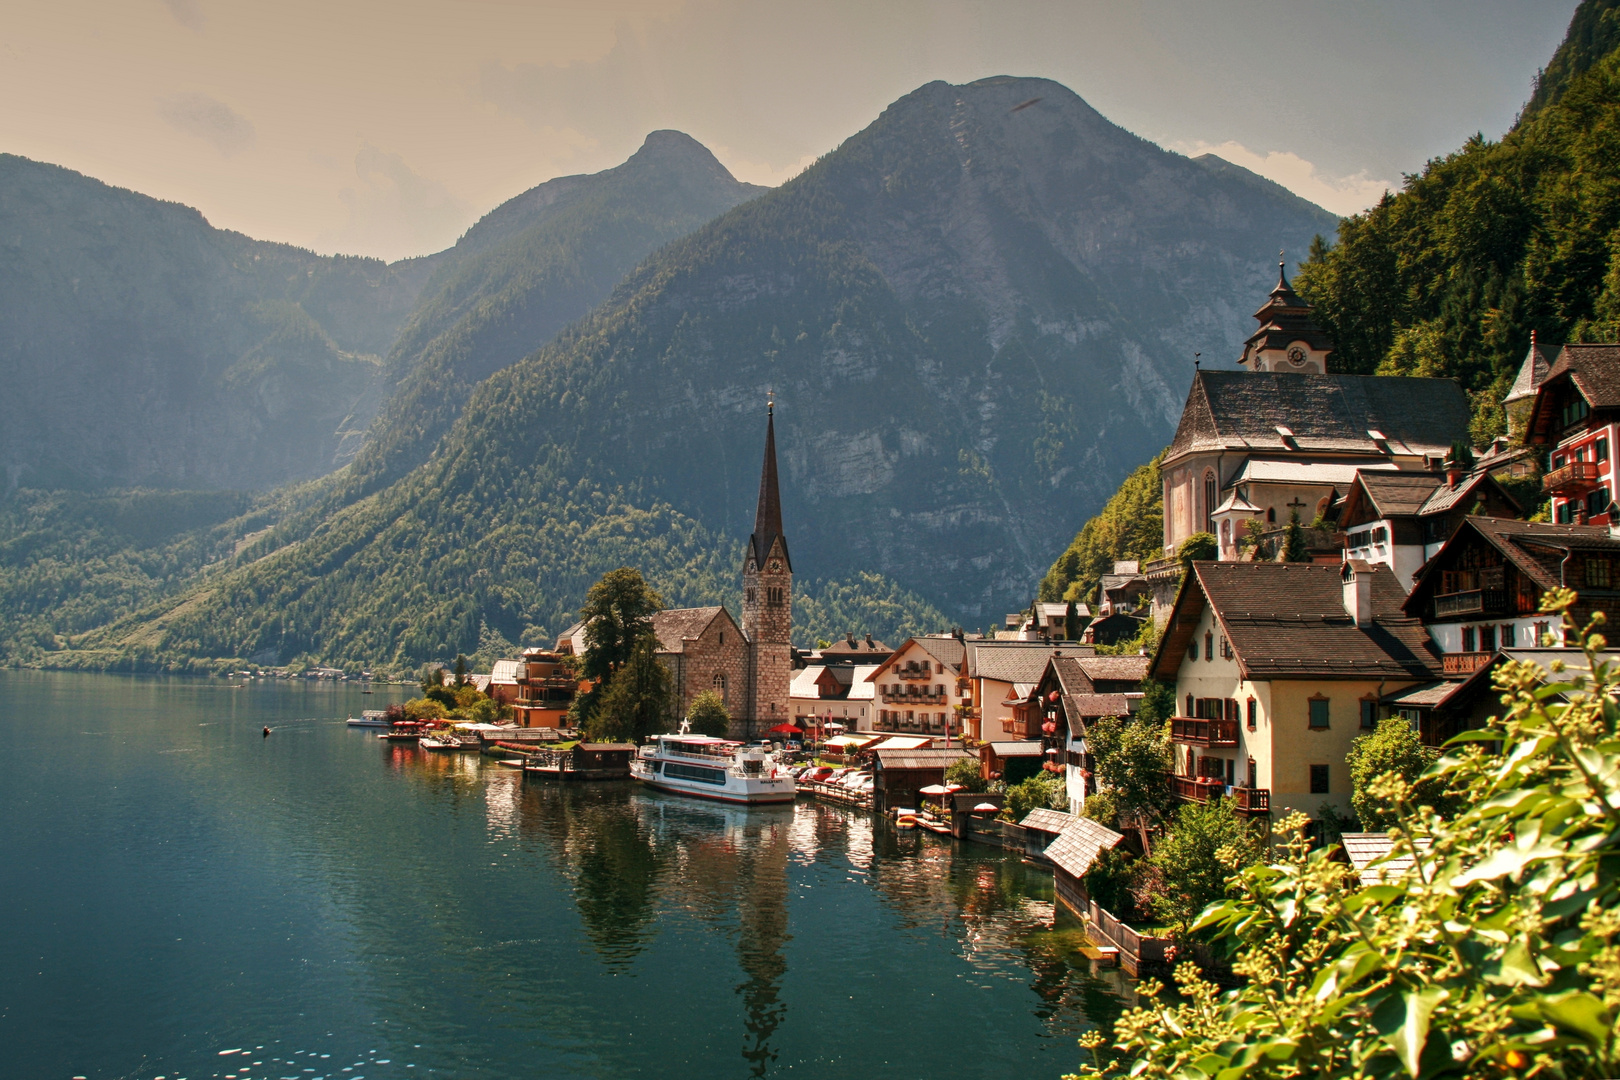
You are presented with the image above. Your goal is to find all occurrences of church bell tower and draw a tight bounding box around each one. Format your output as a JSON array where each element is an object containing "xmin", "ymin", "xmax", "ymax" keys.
[{"xmin": 742, "ymin": 399, "xmax": 792, "ymax": 735}]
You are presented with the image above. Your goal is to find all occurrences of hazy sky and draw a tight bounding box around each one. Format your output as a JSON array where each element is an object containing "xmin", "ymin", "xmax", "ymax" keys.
[{"xmin": 0, "ymin": 0, "xmax": 1579, "ymax": 262}]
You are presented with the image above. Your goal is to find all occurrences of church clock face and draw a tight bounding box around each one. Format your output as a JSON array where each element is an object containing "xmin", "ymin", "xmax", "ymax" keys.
[
  {"xmin": 769, "ymin": 560, "xmax": 781, "ymax": 572},
  {"xmin": 1287, "ymin": 346, "xmax": 1307, "ymax": 366}
]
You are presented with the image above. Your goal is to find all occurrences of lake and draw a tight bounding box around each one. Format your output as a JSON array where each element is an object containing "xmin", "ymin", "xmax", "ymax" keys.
[{"xmin": 0, "ymin": 671, "xmax": 1134, "ymax": 1079}]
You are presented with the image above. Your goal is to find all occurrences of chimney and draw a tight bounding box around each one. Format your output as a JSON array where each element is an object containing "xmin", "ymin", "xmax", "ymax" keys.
[
  {"xmin": 865, "ymin": 632, "xmax": 875, "ymax": 648},
  {"xmin": 1342, "ymin": 560, "xmax": 1372, "ymax": 628},
  {"xmin": 1446, "ymin": 465, "xmax": 1462, "ymax": 489}
]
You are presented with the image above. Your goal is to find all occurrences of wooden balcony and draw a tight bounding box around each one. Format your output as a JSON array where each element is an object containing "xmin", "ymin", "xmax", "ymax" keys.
[
  {"xmin": 1442, "ymin": 651, "xmax": 1494, "ymax": 676},
  {"xmin": 1232, "ymin": 787, "xmax": 1271, "ymax": 817},
  {"xmin": 1170, "ymin": 774, "xmax": 1224, "ymax": 803},
  {"xmin": 1544, "ymin": 461, "xmax": 1601, "ymax": 495},
  {"xmin": 1170, "ymin": 716, "xmax": 1239, "ymax": 747}
]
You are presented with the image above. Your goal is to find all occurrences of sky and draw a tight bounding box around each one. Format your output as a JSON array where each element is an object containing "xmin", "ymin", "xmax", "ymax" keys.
[{"xmin": 0, "ymin": 0, "xmax": 1581, "ymax": 263}]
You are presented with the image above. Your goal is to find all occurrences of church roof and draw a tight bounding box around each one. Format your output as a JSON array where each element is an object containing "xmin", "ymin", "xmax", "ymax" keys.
[
  {"xmin": 1165, "ymin": 370, "xmax": 1470, "ymax": 465},
  {"xmin": 1504, "ymin": 334, "xmax": 1553, "ymax": 405},
  {"xmin": 1239, "ymin": 261, "xmax": 1336, "ymax": 363},
  {"xmin": 749, "ymin": 403, "xmax": 791, "ymax": 572},
  {"xmin": 650, "ymin": 606, "xmax": 733, "ymax": 654}
]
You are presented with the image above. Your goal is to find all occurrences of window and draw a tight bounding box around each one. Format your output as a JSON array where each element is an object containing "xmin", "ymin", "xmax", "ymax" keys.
[
  {"xmin": 713, "ymin": 673, "xmax": 727, "ymax": 702},
  {"xmin": 1589, "ymin": 485, "xmax": 1611, "ymax": 519},
  {"xmin": 1309, "ymin": 764, "xmax": 1330, "ymax": 794},
  {"xmin": 1225, "ymin": 758, "xmax": 1235, "ymax": 785},
  {"xmin": 1562, "ymin": 395, "xmax": 1590, "ymax": 428},
  {"xmin": 1557, "ymin": 500, "xmax": 1575, "ymax": 525},
  {"xmin": 1267, "ymin": 507, "xmax": 1276, "ymax": 524},
  {"xmin": 1360, "ymin": 699, "xmax": 1377, "ymax": 729},
  {"xmin": 1188, "ymin": 640, "xmax": 1198, "ymax": 662},
  {"xmin": 1462, "ymin": 626, "xmax": 1476, "ymax": 652},
  {"xmin": 1535, "ymin": 620, "xmax": 1551, "ymax": 646},
  {"xmin": 1204, "ymin": 472, "xmax": 1217, "ymax": 534},
  {"xmin": 1599, "ymin": 437, "xmax": 1611, "ymax": 462},
  {"xmin": 1501, "ymin": 623, "xmax": 1516, "ymax": 648},
  {"xmin": 1246, "ymin": 698, "xmax": 1257, "ymax": 731},
  {"xmin": 1554, "ymin": 454, "xmax": 1567, "ymax": 469},
  {"xmin": 1479, "ymin": 625, "xmax": 1496, "ymax": 652},
  {"xmin": 1219, "ymin": 635, "xmax": 1231, "ymax": 659},
  {"xmin": 1185, "ymin": 694, "xmax": 1195, "ymax": 716},
  {"xmin": 1204, "ymin": 631, "xmax": 1214, "ymax": 661},
  {"xmin": 1587, "ymin": 556, "xmax": 1612, "ymax": 589},
  {"xmin": 1247, "ymin": 757, "xmax": 1258, "ymax": 787},
  {"xmin": 1308, "ymin": 696, "xmax": 1329, "ymax": 729}
]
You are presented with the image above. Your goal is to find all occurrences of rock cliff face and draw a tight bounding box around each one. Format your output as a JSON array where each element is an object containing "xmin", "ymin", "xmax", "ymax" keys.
[
  {"xmin": 0, "ymin": 154, "xmax": 430, "ymax": 491},
  {"xmin": 126, "ymin": 75, "xmax": 1339, "ymax": 667}
]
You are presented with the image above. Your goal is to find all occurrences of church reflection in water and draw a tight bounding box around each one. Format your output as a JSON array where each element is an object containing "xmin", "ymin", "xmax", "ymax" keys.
[{"xmin": 507, "ymin": 780, "xmax": 1132, "ymax": 1074}]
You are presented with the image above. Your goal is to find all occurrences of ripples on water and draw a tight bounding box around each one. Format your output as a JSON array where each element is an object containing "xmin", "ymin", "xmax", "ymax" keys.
[{"xmin": 0, "ymin": 672, "xmax": 1136, "ymax": 1080}]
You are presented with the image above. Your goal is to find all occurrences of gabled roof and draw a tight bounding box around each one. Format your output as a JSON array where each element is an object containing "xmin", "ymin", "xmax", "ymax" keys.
[
  {"xmin": 789, "ymin": 666, "xmax": 826, "ymax": 698},
  {"xmin": 651, "ymin": 606, "xmax": 735, "ymax": 654},
  {"xmin": 872, "ymin": 747, "xmax": 974, "ymax": 770},
  {"xmin": 1342, "ymin": 468, "xmax": 1521, "ymax": 526},
  {"xmin": 490, "ymin": 659, "xmax": 522, "ymax": 684},
  {"xmin": 1406, "ymin": 517, "xmax": 1620, "ymax": 613},
  {"xmin": 1153, "ymin": 562, "xmax": 1441, "ymax": 682},
  {"xmin": 1337, "ymin": 833, "xmax": 1427, "ymax": 884},
  {"xmin": 1527, "ymin": 344, "xmax": 1620, "ymax": 443},
  {"xmin": 1075, "ymin": 655, "xmax": 1151, "ymax": 683},
  {"xmin": 1166, "ymin": 371, "xmax": 1470, "ymax": 464},
  {"xmin": 1067, "ymin": 693, "xmax": 1132, "ymax": 718},
  {"xmin": 867, "ymin": 636, "xmax": 960, "ymax": 679},
  {"xmin": 821, "ymin": 633, "xmax": 891, "ymax": 658},
  {"xmin": 967, "ymin": 642, "xmax": 1064, "ymax": 683},
  {"xmin": 985, "ymin": 740, "xmax": 1044, "ymax": 758},
  {"xmin": 1045, "ymin": 816, "xmax": 1125, "ymax": 879},
  {"xmin": 846, "ymin": 665, "xmax": 879, "ymax": 700}
]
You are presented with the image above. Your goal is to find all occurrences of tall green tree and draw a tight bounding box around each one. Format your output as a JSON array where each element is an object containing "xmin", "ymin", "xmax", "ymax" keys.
[
  {"xmin": 1086, "ymin": 714, "xmax": 1176, "ymax": 852},
  {"xmin": 1283, "ymin": 508, "xmax": 1308, "ymax": 563},
  {"xmin": 1141, "ymin": 798, "xmax": 1264, "ymax": 937},
  {"xmin": 579, "ymin": 567, "xmax": 665, "ymax": 685},
  {"xmin": 585, "ymin": 635, "xmax": 673, "ymax": 743}
]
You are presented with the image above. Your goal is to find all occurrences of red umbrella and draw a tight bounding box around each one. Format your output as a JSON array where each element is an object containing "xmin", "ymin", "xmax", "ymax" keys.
[{"xmin": 767, "ymin": 723, "xmax": 802, "ymax": 734}]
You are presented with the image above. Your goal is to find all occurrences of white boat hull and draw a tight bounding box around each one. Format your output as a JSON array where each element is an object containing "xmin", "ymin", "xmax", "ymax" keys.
[{"xmin": 631, "ymin": 753, "xmax": 796, "ymax": 805}]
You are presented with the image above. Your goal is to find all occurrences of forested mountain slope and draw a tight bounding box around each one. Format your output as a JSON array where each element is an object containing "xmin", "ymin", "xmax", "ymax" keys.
[
  {"xmin": 1296, "ymin": 0, "xmax": 1620, "ymax": 440},
  {"xmin": 343, "ymin": 131, "xmax": 767, "ymax": 495},
  {"xmin": 0, "ymin": 155, "xmax": 431, "ymax": 491},
  {"xmin": 94, "ymin": 75, "xmax": 1336, "ymax": 670}
]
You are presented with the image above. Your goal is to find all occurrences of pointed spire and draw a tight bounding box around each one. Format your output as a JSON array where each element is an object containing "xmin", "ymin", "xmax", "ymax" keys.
[{"xmin": 750, "ymin": 396, "xmax": 790, "ymax": 571}]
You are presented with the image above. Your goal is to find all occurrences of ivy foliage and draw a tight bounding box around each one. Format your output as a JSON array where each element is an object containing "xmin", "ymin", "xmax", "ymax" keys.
[{"xmin": 1070, "ymin": 592, "xmax": 1620, "ymax": 1080}]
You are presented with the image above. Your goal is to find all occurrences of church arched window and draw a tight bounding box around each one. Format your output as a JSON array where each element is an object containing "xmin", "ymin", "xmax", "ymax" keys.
[
  {"xmin": 713, "ymin": 673, "xmax": 726, "ymax": 703},
  {"xmin": 1203, "ymin": 471, "xmax": 1217, "ymax": 535}
]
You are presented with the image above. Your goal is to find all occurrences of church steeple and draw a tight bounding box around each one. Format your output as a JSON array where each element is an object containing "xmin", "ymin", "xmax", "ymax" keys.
[
  {"xmin": 1237, "ymin": 252, "xmax": 1335, "ymax": 373},
  {"xmin": 749, "ymin": 399, "xmax": 791, "ymax": 572}
]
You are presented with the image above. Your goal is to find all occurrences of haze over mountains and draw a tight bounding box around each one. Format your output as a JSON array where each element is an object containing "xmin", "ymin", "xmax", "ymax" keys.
[{"xmin": 2, "ymin": 75, "xmax": 1337, "ymax": 668}]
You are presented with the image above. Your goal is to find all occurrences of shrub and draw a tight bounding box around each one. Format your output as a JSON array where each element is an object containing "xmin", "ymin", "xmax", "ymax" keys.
[
  {"xmin": 1004, "ymin": 772, "xmax": 1065, "ymax": 822},
  {"xmin": 1069, "ymin": 592, "xmax": 1620, "ymax": 1080},
  {"xmin": 1348, "ymin": 715, "xmax": 1458, "ymax": 831},
  {"xmin": 945, "ymin": 755, "xmax": 987, "ymax": 793},
  {"xmin": 686, "ymin": 689, "xmax": 730, "ymax": 737}
]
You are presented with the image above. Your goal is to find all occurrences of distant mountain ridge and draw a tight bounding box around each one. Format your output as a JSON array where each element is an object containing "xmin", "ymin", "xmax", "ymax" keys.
[
  {"xmin": 0, "ymin": 154, "xmax": 431, "ymax": 491},
  {"xmin": 96, "ymin": 75, "xmax": 1339, "ymax": 670}
]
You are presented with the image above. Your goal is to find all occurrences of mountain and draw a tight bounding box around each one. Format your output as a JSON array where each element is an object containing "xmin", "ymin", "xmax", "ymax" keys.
[
  {"xmin": 0, "ymin": 155, "xmax": 432, "ymax": 491},
  {"xmin": 90, "ymin": 75, "xmax": 1338, "ymax": 670},
  {"xmin": 1295, "ymin": 0, "xmax": 1620, "ymax": 443},
  {"xmin": 341, "ymin": 131, "xmax": 768, "ymax": 494}
]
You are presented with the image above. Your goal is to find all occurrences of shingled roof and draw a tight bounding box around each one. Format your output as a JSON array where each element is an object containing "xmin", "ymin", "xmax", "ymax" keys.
[
  {"xmin": 1045, "ymin": 816, "xmax": 1125, "ymax": 880},
  {"xmin": 1153, "ymin": 562, "xmax": 1441, "ymax": 682},
  {"xmin": 967, "ymin": 642, "xmax": 1062, "ymax": 683},
  {"xmin": 1527, "ymin": 344, "xmax": 1620, "ymax": 443},
  {"xmin": 650, "ymin": 607, "xmax": 730, "ymax": 654},
  {"xmin": 1165, "ymin": 371, "xmax": 1470, "ymax": 464}
]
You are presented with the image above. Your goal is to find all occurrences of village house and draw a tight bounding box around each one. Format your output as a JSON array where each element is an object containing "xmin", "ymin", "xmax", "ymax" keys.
[
  {"xmin": 1009, "ymin": 653, "xmax": 1151, "ymax": 814},
  {"xmin": 789, "ymin": 661, "xmax": 879, "ymax": 732},
  {"xmin": 510, "ymin": 649, "xmax": 577, "ymax": 728},
  {"xmin": 1150, "ymin": 560, "xmax": 1441, "ymax": 823},
  {"xmin": 1337, "ymin": 467, "xmax": 1522, "ymax": 592},
  {"xmin": 1524, "ymin": 343, "xmax": 1620, "ymax": 525},
  {"xmin": 865, "ymin": 635, "xmax": 968, "ymax": 737},
  {"xmin": 1401, "ymin": 516, "xmax": 1620, "ymax": 664},
  {"xmin": 1097, "ymin": 561, "xmax": 1150, "ymax": 615},
  {"xmin": 817, "ymin": 632, "xmax": 891, "ymax": 664},
  {"xmin": 962, "ymin": 640, "xmax": 1090, "ymax": 744}
]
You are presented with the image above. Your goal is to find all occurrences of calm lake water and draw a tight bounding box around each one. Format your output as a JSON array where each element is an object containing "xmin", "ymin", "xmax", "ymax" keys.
[{"xmin": 1, "ymin": 671, "xmax": 1134, "ymax": 1080}]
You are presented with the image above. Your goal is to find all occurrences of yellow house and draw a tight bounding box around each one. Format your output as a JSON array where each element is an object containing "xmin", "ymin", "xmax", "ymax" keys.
[{"xmin": 1148, "ymin": 560, "xmax": 1442, "ymax": 822}]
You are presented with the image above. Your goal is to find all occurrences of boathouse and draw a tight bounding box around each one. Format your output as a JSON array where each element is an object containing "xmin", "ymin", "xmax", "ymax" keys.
[{"xmin": 871, "ymin": 746, "xmax": 974, "ymax": 812}]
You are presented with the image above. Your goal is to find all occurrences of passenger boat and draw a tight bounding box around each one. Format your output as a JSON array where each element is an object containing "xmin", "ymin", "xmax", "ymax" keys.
[
  {"xmin": 631, "ymin": 726, "xmax": 795, "ymax": 805},
  {"xmin": 347, "ymin": 710, "xmax": 389, "ymax": 727}
]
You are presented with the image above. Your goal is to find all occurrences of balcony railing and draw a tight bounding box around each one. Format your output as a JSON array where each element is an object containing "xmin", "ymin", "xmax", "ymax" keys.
[
  {"xmin": 1170, "ymin": 774, "xmax": 1224, "ymax": 804},
  {"xmin": 1442, "ymin": 651, "xmax": 1494, "ymax": 676},
  {"xmin": 1232, "ymin": 787, "xmax": 1270, "ymax": 816},
  {"xmin": 1434, "ymin": 589, "xmax": 1507, "ymax": 618},
  {"xmin": 896, "ymin": 665, "xmax": 934, "ymax": 681},
  {"xmin": 1544, "ymin": 461, "xmax": 1601, "ymax": 494},
  {"xmin": 1170, "ymin": 717, "xmax": 1239, "ymax": 747},
  {"xmin": 882, "ymin": 690, "xmax": 946, "ymax": 705}
]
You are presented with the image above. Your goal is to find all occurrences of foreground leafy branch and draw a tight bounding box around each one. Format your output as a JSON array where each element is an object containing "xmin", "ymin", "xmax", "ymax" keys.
[{"xmin": 1069, "ymin": 590, "xmax": 1619, "ymax": 1079}]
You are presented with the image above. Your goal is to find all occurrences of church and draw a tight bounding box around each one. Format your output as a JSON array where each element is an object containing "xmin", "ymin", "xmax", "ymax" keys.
[{"xmin": 559, "ymin": 402, "xmax": 794, "ymax": 739}]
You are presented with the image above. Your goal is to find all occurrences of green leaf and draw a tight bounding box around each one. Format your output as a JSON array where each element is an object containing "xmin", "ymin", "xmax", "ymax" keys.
[
  {"xmin": 1373, "ymin": 987, "xmax": 1448, "ymax": 1078},
  {"xmin": 1485, "ymin": 939, "xmax": 1547, "ymax": 987},
  {"xmin": 1533, "ymin": 990, "xmax": 1613, "ymax": 1046}
]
